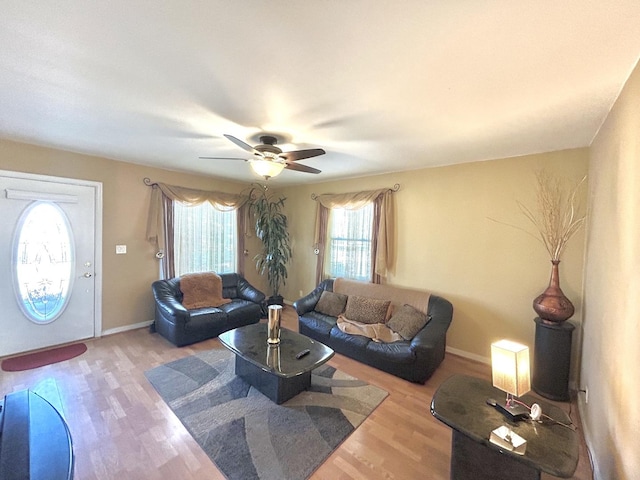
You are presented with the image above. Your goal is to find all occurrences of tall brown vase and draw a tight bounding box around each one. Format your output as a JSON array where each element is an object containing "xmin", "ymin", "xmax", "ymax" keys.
[{"xmin": 533, "ymin": 260, "xmax": 575, "ymax": 323}]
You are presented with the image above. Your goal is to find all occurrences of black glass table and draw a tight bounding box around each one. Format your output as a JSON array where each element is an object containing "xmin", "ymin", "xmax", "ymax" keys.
[
  {"xmin": 218, "ymin": 323, "xmax": 334, "ymax": 404},
  {"xmin": 430, "ymin": 374, "xmax": 579, "ymax": 480}
]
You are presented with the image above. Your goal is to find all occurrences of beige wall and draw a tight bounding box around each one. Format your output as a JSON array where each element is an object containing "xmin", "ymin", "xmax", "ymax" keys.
[
  {"xmin": 0, "ymin": 137, "xmax": 588, "ymax": 365},
  {"xmin": 582, "ymin": 60, "xmax": 640, "ymax": 479},
  {"xmin": 280, "ymin": 149, "xmax": 588, "ymax": 363},
  {"xmin": 0, "ymin": 139, "xmax": 262, "ymax": 332}
]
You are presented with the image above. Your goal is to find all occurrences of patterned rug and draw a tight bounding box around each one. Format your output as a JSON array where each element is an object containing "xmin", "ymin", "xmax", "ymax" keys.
[{"xmin": 145, "ymin": 348, "xmax": 387, "ymax": 480}]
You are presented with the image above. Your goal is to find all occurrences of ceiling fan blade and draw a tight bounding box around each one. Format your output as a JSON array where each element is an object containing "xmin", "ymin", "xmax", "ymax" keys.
[
  {"xmin": 224, "ymin": 134, "xmax": 260, "ymax": 154},
  {"xmin": 279, "ymin": 148, "xmax": 326, "ymax": 162},
  {"xmin": 199, "ymin": 157, "xmax": 247, "ymax": 161},
  {"xmin": 284, "ymin": 162, "xmax": 321, "ymax": 174}
]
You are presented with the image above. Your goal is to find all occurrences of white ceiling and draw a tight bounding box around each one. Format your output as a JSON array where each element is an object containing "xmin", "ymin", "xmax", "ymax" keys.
[{"xmin": 1, "ymin": 1, "xmax": 639, "ymax": 185}]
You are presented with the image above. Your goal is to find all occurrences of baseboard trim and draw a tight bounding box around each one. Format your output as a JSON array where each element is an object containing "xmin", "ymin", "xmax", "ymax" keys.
[
  {"xmin": 102, "ymin": 320, "xmax": 154, "ymax": 337},
  {"xmin": 577, "ymin": 398, "xmax": 599, "ymax": 478},
  {"xmin": 446, "ymin": 346, "xmax": 491, "ymax": 365}
]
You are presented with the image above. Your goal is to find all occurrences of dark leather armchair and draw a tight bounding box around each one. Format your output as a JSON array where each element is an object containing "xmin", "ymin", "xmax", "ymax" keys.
[{"xmin": 152, "ymin": 273, "xmax": 265, "ymax": 347}]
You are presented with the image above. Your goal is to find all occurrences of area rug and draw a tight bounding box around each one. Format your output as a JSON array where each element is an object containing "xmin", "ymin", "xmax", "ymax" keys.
[
  {"xmin": 145, "ymin": 349, "xmax": 388, "ymax": 480},
  {"xmin": 1, "ymin": 343, "xmax": 87, "ymax": 372}
]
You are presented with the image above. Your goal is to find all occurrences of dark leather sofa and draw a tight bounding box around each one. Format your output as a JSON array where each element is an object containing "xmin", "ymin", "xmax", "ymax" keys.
[
  {"xmin": 293, "ymin": 279, "xmax": 453, "ymax": 383},
  {"xmin": 152, "ymin": 273, "xmax": 265, "ymax": 347}
]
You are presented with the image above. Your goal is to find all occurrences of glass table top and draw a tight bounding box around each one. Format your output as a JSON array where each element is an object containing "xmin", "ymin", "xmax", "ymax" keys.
[
  {"xmin": 218, "ymin": 323, "xmax": 334, "ymax": 379},
  {"xmin": 430, "ymin": 374, "xmax": 579, "ymax": 478}
]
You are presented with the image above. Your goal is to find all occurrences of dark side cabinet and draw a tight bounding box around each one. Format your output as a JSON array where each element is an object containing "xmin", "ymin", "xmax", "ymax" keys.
[{"xmin": 532, "ymin": 317, "xmax": 575, "ymax": 401}]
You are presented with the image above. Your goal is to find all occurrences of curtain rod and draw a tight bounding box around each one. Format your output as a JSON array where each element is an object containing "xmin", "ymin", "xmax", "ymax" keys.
[
  {"xmin": 310, "ymin": 183, "xmax": 400, "ymax": 200},
  {"xmin": 144, "ymin": 178, "xmax": 401, "ymax": 199}
]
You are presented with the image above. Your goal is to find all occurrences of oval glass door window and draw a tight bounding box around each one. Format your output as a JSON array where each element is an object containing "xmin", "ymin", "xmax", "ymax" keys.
[{"xmin": 13, "ymin": 201, "xmax": 75, "ymax": 324}]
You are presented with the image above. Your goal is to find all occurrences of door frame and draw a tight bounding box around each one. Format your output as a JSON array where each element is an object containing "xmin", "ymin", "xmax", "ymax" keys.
[{"xmin": 1, "ymin": 169, "xmax": 103, "ymax": 339}]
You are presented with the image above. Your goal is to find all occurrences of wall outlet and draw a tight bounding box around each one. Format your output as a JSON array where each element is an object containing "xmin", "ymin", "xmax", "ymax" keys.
[
  {"xmin": 579, "ymin": 386, "xmax": 589, "ymax": 404},
  {"xmin": 299, "ymin": 290, "xmax": 303, "ymax": 297},
  {"xmin": 115, "ymin": 244, "xmax": 127, "ymax": 254}
]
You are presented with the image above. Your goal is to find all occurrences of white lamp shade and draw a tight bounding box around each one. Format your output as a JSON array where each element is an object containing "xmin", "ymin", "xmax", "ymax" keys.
[
  {"xmin": 250, "ymin": 160, "xmax": 285, "ymax": 178},
  {"xmin": 491, "ymin": 339, "xmax": 531, "ymax": 397}
]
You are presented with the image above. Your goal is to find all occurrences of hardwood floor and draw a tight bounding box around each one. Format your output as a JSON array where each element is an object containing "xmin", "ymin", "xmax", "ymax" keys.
[{"xmin": 0, "ymin": 305, "xmax": 593, "ymax": 480}]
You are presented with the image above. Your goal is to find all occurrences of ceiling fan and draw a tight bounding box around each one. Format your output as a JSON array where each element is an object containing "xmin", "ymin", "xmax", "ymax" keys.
[{"xmin": 200, "ymin": 134, "xmax": 325, "ymax": 179}]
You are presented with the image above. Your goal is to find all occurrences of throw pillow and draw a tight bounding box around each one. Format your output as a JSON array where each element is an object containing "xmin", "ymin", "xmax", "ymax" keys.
[
  {"xmin": 344, "ymin": 295, "xmax": 391, "ymax": 325},
  {"xmin": 387, "ymin": 304, "xmax": 430, "ymax": 340},
  {"xmin": 314, "ymin": 291, "xmax": 348, "ymax": 317}
]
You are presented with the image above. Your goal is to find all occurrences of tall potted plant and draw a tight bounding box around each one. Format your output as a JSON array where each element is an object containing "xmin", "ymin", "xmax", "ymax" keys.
[{"xmin": 248, "ymin": 184, "xmax": 292, "ymax": 305}]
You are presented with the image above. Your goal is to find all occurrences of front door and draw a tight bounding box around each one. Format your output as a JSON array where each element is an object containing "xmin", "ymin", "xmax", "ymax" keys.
[{"xmin": 0, "ymin": 170, "xmax": 102, "ymax": 357}]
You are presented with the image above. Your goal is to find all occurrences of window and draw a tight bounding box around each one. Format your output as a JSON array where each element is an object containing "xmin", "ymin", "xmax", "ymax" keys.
[
  {"xmin": 313, "ymin": 187, "xmax": 395, "ymax": 285},
  {"xmin": 173, "ymin": 201, "xmax": 237, "ymax": 276},
  {"xmin": 325, "ymin": 203, "xmax": 374, "ymax": 281},
  {"xmin": 13, "ymin": 202, "xmax": 74, "ymax": 323}
]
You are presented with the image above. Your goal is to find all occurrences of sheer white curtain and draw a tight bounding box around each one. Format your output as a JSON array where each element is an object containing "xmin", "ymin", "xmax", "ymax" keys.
[
  {"xmin": 146, "ymin": 181, "xmax": 249, "ymax": 279},
  {"xmin": 173, "ymin": 202, "xmax": 237, "ymax": 276},
  {"xmin": 325, "ymin": 204, "xmax": 374, "ymax": 281}
]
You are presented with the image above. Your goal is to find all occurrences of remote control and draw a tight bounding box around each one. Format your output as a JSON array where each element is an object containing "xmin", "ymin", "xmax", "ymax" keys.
[{"xmin": 296, "ymin": 349, "xmax": 310, "ymax": 359}]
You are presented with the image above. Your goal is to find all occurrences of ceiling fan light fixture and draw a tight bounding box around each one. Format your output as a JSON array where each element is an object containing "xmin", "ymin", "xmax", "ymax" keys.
[
  {"xmin": 250, "ymin": 159, "xmax": 285, "ymax": 179},
  {"xmin": 203, "ymin": 133, "xmax": 325, "ymax": 177}
]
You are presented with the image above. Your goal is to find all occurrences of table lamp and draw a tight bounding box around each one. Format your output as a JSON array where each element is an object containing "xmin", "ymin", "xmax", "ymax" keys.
[{"xmin": 490, "ymin": 339, "xmax": 531, "ymax": 422}]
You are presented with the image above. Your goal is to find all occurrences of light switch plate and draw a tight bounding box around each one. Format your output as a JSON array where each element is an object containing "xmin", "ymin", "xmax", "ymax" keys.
[{"xmin": 115, "ymin": 245, "xmax": 127, "ymax": 254}]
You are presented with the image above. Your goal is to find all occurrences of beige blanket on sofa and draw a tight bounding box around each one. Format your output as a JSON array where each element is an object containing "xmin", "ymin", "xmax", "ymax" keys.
[
  {"xmin": 334, "ymin": 278, "xmax": 431, "ymax": 315},
  {"xmin": 180, "ymin": 272, "xmax": 231, "ymax": 310},
  {"xmin": 336, "ymin": 315, "xmax": 403, "ymax": 343}
]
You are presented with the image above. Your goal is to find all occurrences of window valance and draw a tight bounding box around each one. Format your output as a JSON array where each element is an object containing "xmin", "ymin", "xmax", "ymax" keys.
[
  {"xmin": 145, "ymin": 179, "xmax": 249, "ymax": 277},
  {"xmin": 314, "ymin": 188, "xmax": 389, "ymax": 210}
]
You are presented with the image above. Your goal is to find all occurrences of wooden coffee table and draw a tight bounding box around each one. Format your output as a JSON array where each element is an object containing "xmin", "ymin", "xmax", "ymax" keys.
[{"xmin": 218, "ymin": 323, "xmax": 334, "ymax": 404}]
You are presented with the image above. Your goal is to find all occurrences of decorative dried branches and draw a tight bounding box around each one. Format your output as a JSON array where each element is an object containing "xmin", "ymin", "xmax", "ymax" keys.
[{"xmin": 491, "ymin": 170, "xmax": 587, "ymax": 261}]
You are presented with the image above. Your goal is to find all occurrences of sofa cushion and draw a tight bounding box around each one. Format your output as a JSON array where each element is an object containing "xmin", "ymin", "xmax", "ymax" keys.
[
  {"xmin": 387, "ymin": 304, "xmax": 430, "ymax": 340},
  {"xmin": 344, "ymin": 295, "xmax": 390, "ymax": 324},
  {"xmin": 314, "ymin": 291, "xmax": 348, "ymax": 317},
  {"xmin": 365, "ymin": 340, "xmax": 416, "ymax": 365},
  {"xmin": 298, "ymin": 312, "xmax": 337, "ymax": 344},
  {"xmin": 219, "ymin": 299, "xmax": 263, "ymax": 326},
  {"xmin": 329, "ymin": 325, "xmax": 372, "ymax": 351},
  {"xmin": 184, "ymin": 307, "xmax": 226, "ymax": 333}
]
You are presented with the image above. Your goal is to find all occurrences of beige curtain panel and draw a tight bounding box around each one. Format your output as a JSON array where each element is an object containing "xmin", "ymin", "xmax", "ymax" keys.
[
  {"xmin": 146, "ymin": 182, "xmax": 249, "ymax": 256},
  {"xmin": 313, "ymin": 188, "xmax": 395, "ymax": 279}
]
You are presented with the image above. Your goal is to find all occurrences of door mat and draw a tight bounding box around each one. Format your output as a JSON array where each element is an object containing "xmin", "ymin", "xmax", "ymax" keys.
[
  {"xmin": 145, "ymin": 348, "xmax": 388, "ymax": 480},
  {"xmin": 1, "ymin": 343, "xmax": 87, "ymax": 372}
]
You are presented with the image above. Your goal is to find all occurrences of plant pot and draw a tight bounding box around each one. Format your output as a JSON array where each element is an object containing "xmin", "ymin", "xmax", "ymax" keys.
[
  {"xmin": 267, "ymin": 295, "xmax": 284, "ymax": 306},
  {"xmin": 533, "ymin": 260, "xmax": 575, "ymax": 323}
]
